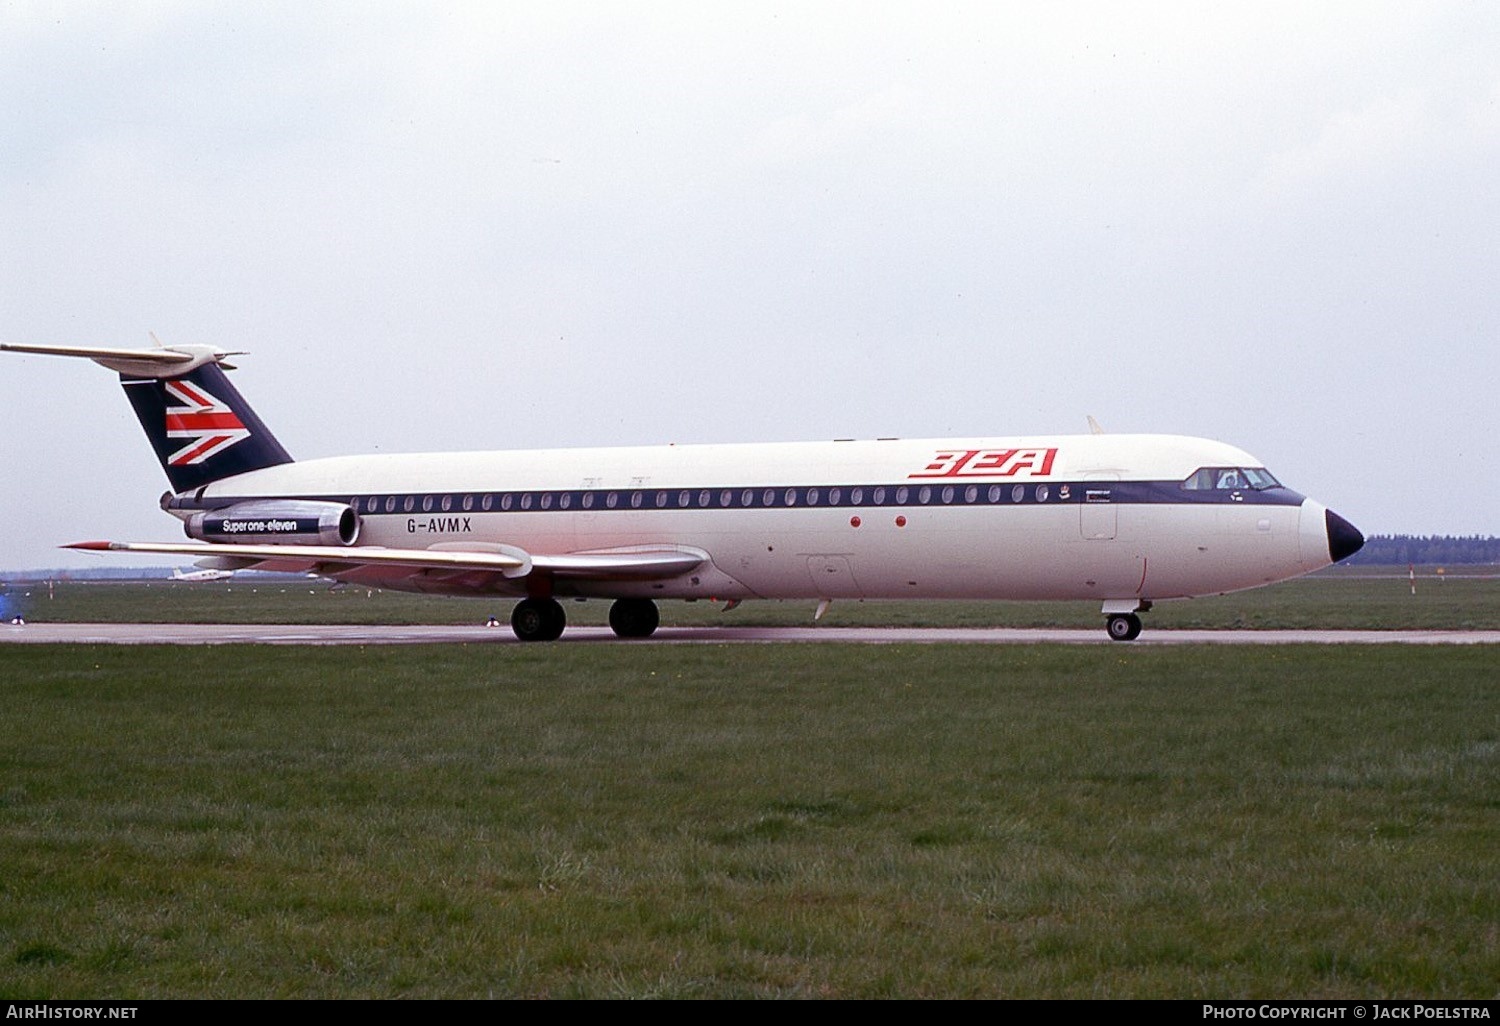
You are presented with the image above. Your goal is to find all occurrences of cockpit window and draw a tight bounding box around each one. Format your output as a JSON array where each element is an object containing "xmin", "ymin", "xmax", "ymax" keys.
[{"xmin": 1182, "ymin": 467, "xmax": 1280, "ymax": 491}]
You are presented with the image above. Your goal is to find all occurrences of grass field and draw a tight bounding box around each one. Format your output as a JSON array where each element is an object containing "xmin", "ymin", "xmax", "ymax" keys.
[
  {"xmin": 4, "ymin": 565, "xmax": 1500, "ymax": 631},
  {"xmin": 1, "ymin": 643, "xmax": 1496, "ymax": 998}
]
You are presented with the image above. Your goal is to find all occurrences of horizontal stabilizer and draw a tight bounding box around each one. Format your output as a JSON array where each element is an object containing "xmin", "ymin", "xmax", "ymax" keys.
[{"xmin": 2, "ymin": 341, "xmax": 243, "ymax": 377}]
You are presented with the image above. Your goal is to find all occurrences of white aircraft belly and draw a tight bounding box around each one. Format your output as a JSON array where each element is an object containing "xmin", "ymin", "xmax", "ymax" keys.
[{"xmin": 351, "ymin": 501, "xmax": 1306, "ymax": 602}]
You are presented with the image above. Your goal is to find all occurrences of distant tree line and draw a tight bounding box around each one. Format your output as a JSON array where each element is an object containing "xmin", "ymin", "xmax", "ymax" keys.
[{"xmin": 1348, "ymin": 535, "xmax": 1500, "ymax": 566}]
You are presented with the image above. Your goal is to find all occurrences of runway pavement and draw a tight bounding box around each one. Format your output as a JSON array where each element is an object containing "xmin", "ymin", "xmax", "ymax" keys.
[{"xmin": 3, "ymin": 623, "xmax": 1498, "ymax": 645}]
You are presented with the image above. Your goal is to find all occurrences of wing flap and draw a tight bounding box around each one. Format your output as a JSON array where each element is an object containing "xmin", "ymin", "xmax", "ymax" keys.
[{"xmin": 535, "ymin": 548, "xmax": 706, "ymax": 580}]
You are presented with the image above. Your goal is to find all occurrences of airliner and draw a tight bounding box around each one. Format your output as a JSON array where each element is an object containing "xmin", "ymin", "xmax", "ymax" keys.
[{"xmin": 1, "ymin": 341, "xmax": 1364, "ymax": 641}]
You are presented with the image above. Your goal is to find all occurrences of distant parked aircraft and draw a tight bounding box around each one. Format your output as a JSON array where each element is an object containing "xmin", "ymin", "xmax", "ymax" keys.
[{"xmin": 171, "ymin": 567, "xmax": 235, "ymax": 583}]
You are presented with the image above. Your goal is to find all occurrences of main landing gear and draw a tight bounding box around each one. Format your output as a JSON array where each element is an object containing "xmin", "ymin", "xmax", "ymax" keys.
[
  {"xmin": 511, "ymin": 597, "xmax": 566, "ymax": 642},
  {"xmin": 509, "ymin": 597, "xmax": 661, "ymax": 641},
  {"xmin": 608, "ymin": 598, "xmax": 660, "ymax": 639}
]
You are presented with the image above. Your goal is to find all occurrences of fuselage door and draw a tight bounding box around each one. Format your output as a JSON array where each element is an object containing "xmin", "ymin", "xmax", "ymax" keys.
[{"xmin": 1080, "ymin": 473, "xmax": 1119, "ymax": 541}]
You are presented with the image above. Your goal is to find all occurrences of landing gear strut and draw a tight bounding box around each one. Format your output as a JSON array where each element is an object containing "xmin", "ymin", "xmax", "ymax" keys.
[
  {"xmin": 609, "ymin": 598, "xmax": 660, "ymax": 638},
  {"xmin": 1105, "ymin": 612, "xmax": 1143, "ymax": 642},
  {"xmin": 512, "ymin": 597, "xmax": 566, "ymax": 642}
]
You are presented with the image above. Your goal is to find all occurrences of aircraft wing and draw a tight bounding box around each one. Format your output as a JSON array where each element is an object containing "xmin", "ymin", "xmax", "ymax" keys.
[{"xmin": 64, "ymin": 540, "xmax": 706, "ymax": 587}]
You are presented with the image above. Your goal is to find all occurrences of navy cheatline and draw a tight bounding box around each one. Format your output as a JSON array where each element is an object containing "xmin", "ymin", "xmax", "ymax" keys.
[{"xmin": 164, "ymin": 480, "xmax": 1308, "ymax": 515}]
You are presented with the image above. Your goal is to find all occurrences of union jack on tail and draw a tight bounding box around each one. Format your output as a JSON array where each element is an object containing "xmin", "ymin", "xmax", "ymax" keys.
[{"xmin": 121, "ymin": 359, "xmax": 293, "ymax": 493}]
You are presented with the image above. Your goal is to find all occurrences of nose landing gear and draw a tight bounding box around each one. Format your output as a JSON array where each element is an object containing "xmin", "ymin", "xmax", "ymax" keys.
[{"xmin": 1102, "ymin": 600, "xmax": 1151, "ymax": 642}]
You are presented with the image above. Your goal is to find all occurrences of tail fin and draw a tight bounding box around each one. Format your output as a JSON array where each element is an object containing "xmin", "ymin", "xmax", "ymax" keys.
[
  {"xmin": 122, "ymin": 361, "xmax": 292, "ymax": 492},
  {"xmin": 1, "ymin": 341, "xmax": 293, "ymax": 492}
]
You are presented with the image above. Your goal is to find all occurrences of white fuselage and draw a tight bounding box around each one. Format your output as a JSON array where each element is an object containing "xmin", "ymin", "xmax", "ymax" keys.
[{"xmin": 173, "ymin": 433, "xmax": 1334, "ymax": 605}]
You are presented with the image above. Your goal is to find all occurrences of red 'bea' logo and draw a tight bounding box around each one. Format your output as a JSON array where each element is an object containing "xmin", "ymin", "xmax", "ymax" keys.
[
  {"xmin": 910, "ymin": 448, "xmax": 1059, "ymax": 479},
  {"xmin": 163, "ymin": 380, "xmax": 250, "ymax": 466}
]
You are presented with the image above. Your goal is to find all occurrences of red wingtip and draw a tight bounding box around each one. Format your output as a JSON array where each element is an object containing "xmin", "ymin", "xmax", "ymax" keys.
[{"xmin": 64, "ymin": 540, "xmax": 116, "ymax": 551}]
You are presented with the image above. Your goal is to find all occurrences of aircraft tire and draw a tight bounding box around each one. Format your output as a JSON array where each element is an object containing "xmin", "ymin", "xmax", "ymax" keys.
[
  {"xmin": 608, "ymin": 598, "xmax": 660, "ymax": 639},
  {"xmin": 1106, "ymin": 613, "xmax": 1143, "ymax": 642},
  {"xmin": 512, "ymin": 598, "xmax": 566, "ymax": 642}
]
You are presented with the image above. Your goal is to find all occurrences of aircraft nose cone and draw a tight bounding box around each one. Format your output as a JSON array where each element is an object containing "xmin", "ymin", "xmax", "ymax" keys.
[{"xmin": 1326, "ymin": 509, "xmax": 1364, "ymax": 563}]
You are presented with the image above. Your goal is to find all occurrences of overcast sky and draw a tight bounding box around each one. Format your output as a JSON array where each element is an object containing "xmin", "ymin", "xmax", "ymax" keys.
[{"xmin": 2, "ymin": 1, "xmax": 1496, "ymax": 569}]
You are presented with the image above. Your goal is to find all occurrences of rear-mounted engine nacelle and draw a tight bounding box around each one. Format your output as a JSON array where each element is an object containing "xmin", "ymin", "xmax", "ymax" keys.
[{"xmin": 186, "ymin": 500, "xmax": 359, "ymax": 546}]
